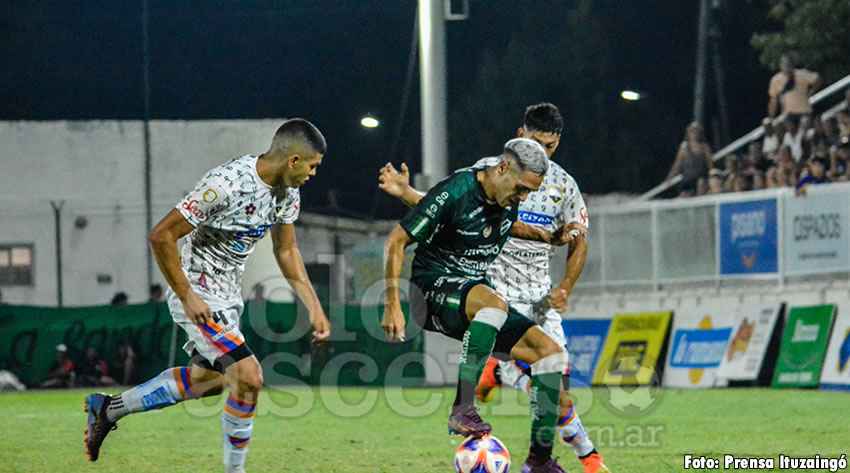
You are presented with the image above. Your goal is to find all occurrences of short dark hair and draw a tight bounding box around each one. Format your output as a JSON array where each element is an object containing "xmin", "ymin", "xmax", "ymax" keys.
[
  {"xmin": 272, "ymin": 118, "xmax": 327, "ymax": 155},
  {"xmin": 523, "ymin": 103, "xmax": 563, "ymax": 135}
]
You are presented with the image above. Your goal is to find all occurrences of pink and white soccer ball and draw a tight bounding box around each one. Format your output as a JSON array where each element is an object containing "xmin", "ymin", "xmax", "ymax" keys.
[{"xmin": 454, "ymin": 435, "xmax": 511, "ymax": 473}]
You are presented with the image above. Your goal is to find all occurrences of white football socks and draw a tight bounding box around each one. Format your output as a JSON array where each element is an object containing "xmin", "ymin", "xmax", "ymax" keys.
[{"xmin": 106, "ymin": 367, "xmax": 196, "ymax": 422}]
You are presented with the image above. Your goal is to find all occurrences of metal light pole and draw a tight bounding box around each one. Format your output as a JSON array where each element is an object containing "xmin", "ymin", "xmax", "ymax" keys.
[{"xmin": 417, "ymin": 0, "xmax": 449, "ymax": 189}]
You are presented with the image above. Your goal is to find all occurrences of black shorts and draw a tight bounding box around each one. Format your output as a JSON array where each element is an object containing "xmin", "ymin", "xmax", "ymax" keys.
[
  {"xmin": 190, "ymin": 344, "xmax": 254, "ymax": 373},
  {"xmin": 409, "ymin": 274, "xmax": 535, "ymax": 355}
]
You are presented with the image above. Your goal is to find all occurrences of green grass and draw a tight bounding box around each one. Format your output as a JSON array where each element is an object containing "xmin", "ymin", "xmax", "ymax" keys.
[{"xmin": 3, "ymin": 386, "xmax": 848, "ymax": 472}]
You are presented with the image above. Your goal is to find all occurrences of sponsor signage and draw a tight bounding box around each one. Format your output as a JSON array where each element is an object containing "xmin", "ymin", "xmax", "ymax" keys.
[
  {"xmin": 562, "ymin": 318, "xmax": 612, "ymax": 386},
  {"xmin": 664, "ymin": 308, "xmax": 734, "ymax": 388},
  {"xmin": 783, "ymin": 190, "xmax": 850, "ymax": 274},
  {"xmin": 593, "ymin": 312, "xmax": 672, "ymax": 386},
  {"xmin": 819, "ymin": 307, "xmax": 850, "ymax": 390},
  {"xmin": 716, "ymin": 304, "xmax": 783, "ymax": 383},
  {"xmin": 719, "ymin": 199, "xmax": 778, "ymax": 275},
  {"xmin": 772, "ymin": 305, "xmax": 835, "ymax": 388}
]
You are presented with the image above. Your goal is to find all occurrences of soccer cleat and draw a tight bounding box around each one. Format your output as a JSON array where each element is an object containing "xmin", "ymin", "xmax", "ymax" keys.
[
  {"xmin": 475, "ymin": 357, "xmax": 501, "ymax": 403},
  {"xmin": 580, "ymin": 452, "xmax": 611, "ymax": 473},
  {"xmin": 84, "ymin": 393, "xmax": 117, "ymax": 462},
  {"xmin": 447, "ymin": 405, "xmax": 492, "ymax": 437},
  {"xmin": 521, "ymin": 456, "xmax": 567, "ymax": 473}
]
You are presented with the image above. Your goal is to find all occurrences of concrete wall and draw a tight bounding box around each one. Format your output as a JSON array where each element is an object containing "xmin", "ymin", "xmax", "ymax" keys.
[{"xmin": 0, "ymin": 119, "xmax": 382, "ymax": 307}]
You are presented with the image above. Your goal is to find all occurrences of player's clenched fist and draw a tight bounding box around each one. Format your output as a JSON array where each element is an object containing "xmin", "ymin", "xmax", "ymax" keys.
[
  {"xmin": 382, "ymin": 303, "xmax": 406, "ymax": 342},
  {"xmin": 309, "ymin": 309, "xmax": 331, "ymax": 345}
]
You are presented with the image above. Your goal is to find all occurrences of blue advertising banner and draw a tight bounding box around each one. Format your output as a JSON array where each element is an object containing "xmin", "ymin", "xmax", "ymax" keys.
[
  {"xmin": 669, "ymin": 328, "xmax": 733, "ymax": 369},
  {"xmin": 719, "ymin": 199, "xmax": 778, "ymax": 274},
  {"xmin": 562, "ymin": 318, "xmax": 612, "ymax": 386}
]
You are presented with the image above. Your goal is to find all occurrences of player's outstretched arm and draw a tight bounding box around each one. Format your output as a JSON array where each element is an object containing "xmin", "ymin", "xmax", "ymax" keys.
[
  {"xmin": 510, "ymin": 221, "xmax": 576, "ymax": 246},
  {"xmin": 271, "ymin": 223, "xmax": 331, "ymax": 344},
  {"xmin": 378, "ymin": 162, "xmax": 425, "ymax": 208},
  {"xmin": 149, "ymin": 209, "xmax": 212, "ymax": 324},
  {"xmin": 382, "ymin": 225, "xmax": 411, "ymax": 342}
]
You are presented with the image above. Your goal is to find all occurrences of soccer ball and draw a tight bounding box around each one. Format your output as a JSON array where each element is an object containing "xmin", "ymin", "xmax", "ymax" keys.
[{"xmin": 454, "ymin": 435, "xmax": 511, "ymax": 473}]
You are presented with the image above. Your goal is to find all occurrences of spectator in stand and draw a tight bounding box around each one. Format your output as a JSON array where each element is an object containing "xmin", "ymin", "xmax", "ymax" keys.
[
  {"xmin": 78, "ymin": 347, "xmax": 116, "ymax": 387},
  {"xmin": 830, "ymin": 136, "xmax": 850, "ymax": 182},
  {"xmin": 731, "ymin": 173, "xmax": 751, "ymax": 193},
  {"xmin": 768, "ymin": 145, "xmax": 798, "ymax": 188},
  {"xmin": 706, "ymin": 169, "xmax": 725, "ymax": 195},
  {"xmin": 109, "ymin": 341, "xmax": 138, "ymax": 385},
  {"xmin": 824, "ymin": 116, "xmax": 841, "ymax": 148},
  {"xmin": 837, "ymin": 111, "xmax": 850, "ymax": 142},
  {"xmin": 796, "ymin": 156, "xmax": 829, "ymax": 196},
  {"xmin": 752, "ymin": 171, "xmax": 767, "ymax": 190},
  {"xmin": 722, "ymin": 154, "xmax": 741, "ymax": 192},
  {"xmin": 148, "ymin": 284, "xmax": 163, "ymax": 304},
  {"xmin": 782, "ymin": 116, "xmax": 806, "ymax": 162},
  {"xmin": 666, "ymin": 121, "xmax": 714, "ymax": 197},
  {"xmin": 745, "ymin": 141, "xmax": 772, "ymax": 174},
  {"xmin": 761, "ymin": 118, "xmax": 782, "ymax": 159},
  {"xmin": 41, "ymin": 344, "xmax": 75, "ymax": 388},
  {"xmin": 767, "ymin": 55, "xmax": 822, "ymax": 119},
  {"xmin": 110, "ymin": 291, "xmax": 128, "ymax": 307}
]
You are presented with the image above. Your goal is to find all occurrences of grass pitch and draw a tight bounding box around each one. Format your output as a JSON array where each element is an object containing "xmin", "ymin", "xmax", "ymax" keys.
[{"xmin": 3, "ymin": 386, "xmax": 848, "ymax": 472}]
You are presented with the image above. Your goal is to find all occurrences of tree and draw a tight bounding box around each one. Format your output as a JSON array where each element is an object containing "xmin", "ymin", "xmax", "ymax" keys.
[{"xmin": 751, "ymin": 0, "xmax": 850, "ymax": 82}]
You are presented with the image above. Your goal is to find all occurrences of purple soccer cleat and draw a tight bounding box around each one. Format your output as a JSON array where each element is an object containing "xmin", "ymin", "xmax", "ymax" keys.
[
  {"xmin": 521, "ymin": 456, "xmax": 567, "ymax": 473},
  {"xmin": 447, "ymin": 404, "xmax": 492, "ymax": 437},
  {"xmin": 84, "ymin": 393, "xmax": 117, "ymax": 462}
]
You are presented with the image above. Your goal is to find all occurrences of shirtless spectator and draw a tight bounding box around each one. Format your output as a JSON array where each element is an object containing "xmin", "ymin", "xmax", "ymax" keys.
[{"xmin": 768, "ymin": 55, "xmax": 821, "ymax": 120}]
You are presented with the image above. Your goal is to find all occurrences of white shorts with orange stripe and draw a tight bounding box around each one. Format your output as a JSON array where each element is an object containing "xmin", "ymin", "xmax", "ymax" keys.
[{"xmin": 166, "ymin": 287, "xmax": 247, "ymax": 366}]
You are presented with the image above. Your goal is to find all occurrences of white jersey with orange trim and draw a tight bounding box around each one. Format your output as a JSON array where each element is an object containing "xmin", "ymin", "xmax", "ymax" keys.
[
  {"xmin": 173, "ymin": 154, "xmax": 300, "ymax": 301},
  {"xmin": 473, "ymin": 157, "xmax": 589, "ymax": 305}
]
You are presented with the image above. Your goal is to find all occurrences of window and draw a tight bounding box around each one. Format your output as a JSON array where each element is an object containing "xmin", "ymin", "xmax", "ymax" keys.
[{"xmin": 0, "ymin": 244, "xmax": 34, "ymax": 285}]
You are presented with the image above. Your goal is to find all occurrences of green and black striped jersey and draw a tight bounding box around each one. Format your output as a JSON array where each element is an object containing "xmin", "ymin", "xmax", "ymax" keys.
[{"xmin": 399, "ymin": 165, "xmax": 518, "ymax": 279}]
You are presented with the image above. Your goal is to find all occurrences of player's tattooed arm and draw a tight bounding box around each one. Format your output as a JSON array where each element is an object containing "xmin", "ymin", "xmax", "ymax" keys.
[
  {"xmin": 510, "ymin": 221, "xmax": 575, "ymax": 246},
  {"xmin": 382, "ymin": 225, "xmax": 411, "ymax": 342},
  {"xmin": 272, "ymin": 223, "xmax": 331, "ymax": 344},
  {"xmin": 379, "ymin": 162, "xmax": 425, "ymax": 208},
  {"xmin": 149, "ymin": 209, "xmax": 213, "ymax": 325}
]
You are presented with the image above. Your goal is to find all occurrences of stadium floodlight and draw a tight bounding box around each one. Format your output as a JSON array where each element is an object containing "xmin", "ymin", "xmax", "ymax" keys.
[
  {"xmin": 360, "ymin": 116, "xmax": 379, "ymax": 128},
  {"xmin": 621, "ymin": 90, "xmax": 641, "ymax": 101}
]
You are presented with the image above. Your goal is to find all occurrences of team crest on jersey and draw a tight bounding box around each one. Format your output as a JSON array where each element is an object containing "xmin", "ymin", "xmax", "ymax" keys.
[
  {"xmin": 483, "ymin": 225, "xmax": 492, "ymax": 238},
  {"xmin": 500, "ymin": 219, "xmax": 512, "ymax": 235},
  {"xmin": 245, "ymin": 204, "xmax": 256, "ymax": 216},
  {"xmin": 548, "ymin": 185, "xmax": 565, "ymax": 204},
  {"xmin": 202, "ymin": 189, "xmax": 218, "ymax": 203}
]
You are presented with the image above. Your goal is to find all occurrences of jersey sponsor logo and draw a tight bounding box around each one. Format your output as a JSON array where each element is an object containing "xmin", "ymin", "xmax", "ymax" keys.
[
  {"xmin": 426, "ymin": 204, "xmax": 438, "ymax": 218},
  {"xmin": 580, "ymin": 207, "xmax": 588, "ymax": 226},
  {"xmin": 202, "ymin": 188, "xmax": 218, "ymax": 203},
  {"xmin": 245, "ymin": 204, "xmax": 256, "ymax": 216},
  {"xmin": 483, "ymin": 225, "xmax": 492, "ymax": 238},
  {"xmin": 435, "ymin": 191, "xmax": 450, "ymax": 206},
  {"xmin": 463, "ymin": 244, "xmax": 501, "ymax": 256},
  {"xmin": 468, "ymin": 206, "xmax": 483, "ymax": 218},
  {"xmin": 548, "ymin": 185, "xmax": 565, "ymax": 204},
  {"xmin": 500, "ymin": 219, "xmax": 512, "ymax": 235},
  {"xmin": 457, "ymin": 229, "xmax": 478, "ymax": 236},
  {"xmin": 235, "ymin": 224, "xmax": 272, "ymax": 239},
  {"xmin": 518, "ymin": 211, "xmax": 555, "ymax": 225},
  {"xmin": 181, "ymin": 199, "xmax": 206, "ymax": 220}
]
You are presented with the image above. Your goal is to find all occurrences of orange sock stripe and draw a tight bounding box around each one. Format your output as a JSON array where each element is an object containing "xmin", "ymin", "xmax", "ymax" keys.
[{"xmin": 172, "ymin": 368, "xmax": 188, "ymax": 399}]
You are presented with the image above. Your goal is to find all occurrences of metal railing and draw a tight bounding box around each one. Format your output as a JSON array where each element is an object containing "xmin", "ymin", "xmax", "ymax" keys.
[{"xmin": 638, "ymin": 73, "xmax": 850, "ymax": 202}]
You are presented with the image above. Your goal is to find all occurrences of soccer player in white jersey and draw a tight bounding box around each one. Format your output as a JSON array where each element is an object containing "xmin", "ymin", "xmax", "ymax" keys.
[
  {"xmin": 379, "ymin": 103, "xmax": 610, "ymax": 473},
  {"xmin": 84, "ymin": 118, "xmax": 332, "ymax": 473}
]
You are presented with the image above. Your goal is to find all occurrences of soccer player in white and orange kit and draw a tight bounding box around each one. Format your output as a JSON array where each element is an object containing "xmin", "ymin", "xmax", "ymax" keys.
[{"xmin": 84, "ymin": 118, "xmax": 331, "ymax": 473}]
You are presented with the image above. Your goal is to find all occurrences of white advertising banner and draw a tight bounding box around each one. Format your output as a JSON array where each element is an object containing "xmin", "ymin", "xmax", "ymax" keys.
[
  {"xmin": 716, "ymin": 304, "xmax": 783, "ymax": 382},
  {"xmin": 783, "ymin": 188, "xmax": 850, "ymax": 275},
  {"xmin": 820, "ymin": 307, "xmax": 850, "ymax": 390},
  {"xmin": 664, "ymin": 307, "xmax": 735, "ymax": 388}
]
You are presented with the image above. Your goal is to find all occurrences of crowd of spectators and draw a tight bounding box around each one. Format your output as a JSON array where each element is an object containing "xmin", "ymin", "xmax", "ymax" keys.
[{"xmin": 667, "ymin": 55, "xmax": 850, "ymax": 198}]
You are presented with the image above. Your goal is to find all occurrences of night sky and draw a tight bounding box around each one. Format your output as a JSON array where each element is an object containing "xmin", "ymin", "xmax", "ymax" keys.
[{"xmin": 1, "ymin": 0, "xmax": 774, "ymax": 219}]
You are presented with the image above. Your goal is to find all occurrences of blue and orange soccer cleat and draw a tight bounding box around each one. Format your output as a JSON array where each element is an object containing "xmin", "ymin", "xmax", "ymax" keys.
[
  {"xmin": 475, "ymin": 357, "xmax": 502, "ymax": 403},
  {"xmin": 448, "ymin": 404, "xmax": 492, "ymax": 437},
  {"xmin": 85, "ymin": 393, "xmax": 117, "ymax": 462},
  {"xmin": 521, "ymin": 456, "xmax": 567, "ymax": 473}
]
